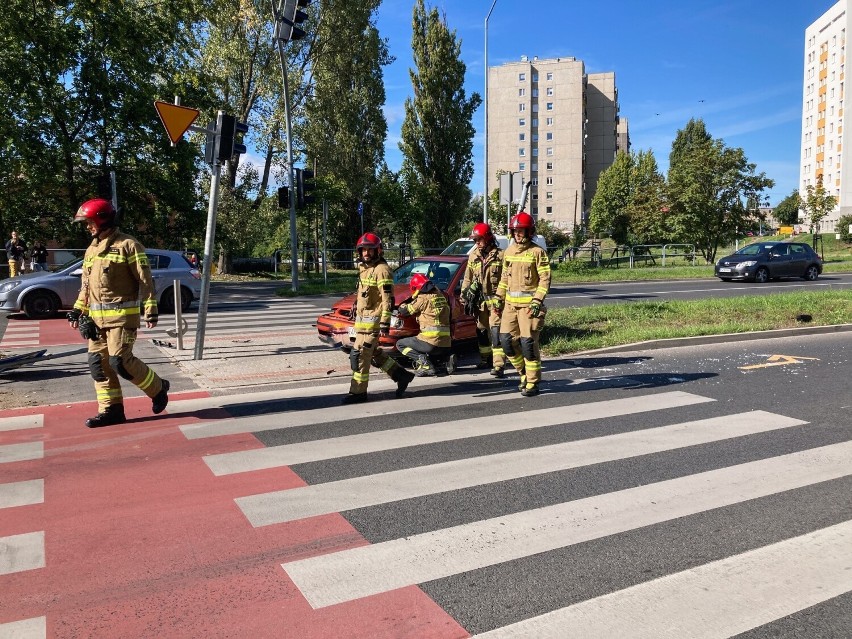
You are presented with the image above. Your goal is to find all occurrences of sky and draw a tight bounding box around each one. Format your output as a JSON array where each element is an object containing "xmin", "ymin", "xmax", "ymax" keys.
[{"xmin": 370, "ymin": 0, "xmax": 835, "ymax": 207}]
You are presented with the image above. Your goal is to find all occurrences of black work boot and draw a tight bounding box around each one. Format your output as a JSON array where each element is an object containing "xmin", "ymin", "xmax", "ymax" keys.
[
  {"xmin": 341, "ymin": 393, "xmax": 368, "ymax": 405},
  {"xmin": 86, "ymin": 404, "xmax": 127, "ymax": 428},
  {"xmin": 521, "ymin": 383, "xmax": 541, "ymax": 397},
  {"xmin": 393, "ymin": 368, "xmax": 415, "ymax": 398},
  {"xmin": 490, "ymin": 367, "xmax": 505, "ymax": 378},
  {"xmin": 152, "ymin": 379, "xmax": 170, "ymax": 414}
]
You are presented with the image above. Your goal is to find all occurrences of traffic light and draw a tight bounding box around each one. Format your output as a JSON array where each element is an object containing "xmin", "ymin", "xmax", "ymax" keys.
[
  {"xmin": 216, "ymin": 114, "xmax": 249, "ymax": 162},
  {"xmin": 275, "ymin": 0, "xmax": 310, "ymax": 42},
  {"xmin": 296, "ymin": 168, "xmax": 315, "ymax": 208},
  {"xmin": 277, "ymin": 186, "xmax": 289, "ymax": 209}
]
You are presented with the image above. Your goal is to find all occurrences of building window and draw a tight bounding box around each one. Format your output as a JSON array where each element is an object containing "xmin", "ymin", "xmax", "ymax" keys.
[
  {"xmin": 519, "ymin": 162, "xmax": 526, "ymax": 171},
  {"xmin": 519, "ymin": 118, "xmax": 525, "ymax": 126},
  {"xmin": 546, "ymin": 87, "xmax": 553, "ymax": 96},
  {"xmin": 546, "ymin": 206, "xmax": 553, "ymax": 214},
  {"xmin": 532, "ymin": 118, "xmax": 538, "ymax": 127},
  {"xmin": 531, "ymin": 163, "xmax": 538, "ymax": 171},
  {"xmin": 532, "ymin": 193, "xmax": 538, "ymax": 201},
  {"xmin": 546, "ymin": 162, "xmax": 553, "ymax": 170},
  {"xmin": 519, "ymin": 133, "xmax": 525, "ymax": 141},
  {"xmin": 532, "ymin": 133, "xmax": 539, "ymax": 142},
  {"xmin": 532, "ymin": 88, "xmax": 538, "ymax": 98},
  {"xmin": 546, "ymin": 117, "xmax": 553, "ymax": 125},
  {"xmin": 546, "ymin": 191, "xmax": 553, "ymax": 200},
  {"xmin": 532, "ymin": 73, "xmax": 538, "ymax": 82},
  {"xmin": 519, "ymin": 73, "xmax": 525, "ymax": 81},
  {"xmin": 532, "ymin": 178, "xmax": 539, "ymax": 186},
  {"xmin": 532, "ymin": 103, "xmax": 539, "ymax": 112},
  {"xmin": 546, "ymin": 147, "xmax": 554, "ymax": 156},
  {"xmin": 546, "ymin": 132, "xmax": 553, "ymax": 140},
  {"xmin": 519, "ymin": 88, "xmax": 525, "ymax": 96},
  {"xmin": 532, "ymin": 148, "xmax": 538, "ymax": 156},
  {"xmin": 546, "ymin": 102, "xmax": 554, "ymax": 111},
  {"xmin": 519, "ymin": 148, "xmax": 526, "ymax": 156},
  {"xmin": 546, "ymin": 72, "xmax": 553, "ymax": 81},
  {"xmin": 519, "ymin": 103, "xmax": 526, "ymax": 112},
  {"xmin": 546, "ymin": 176, "xmax": 553, "ymax": 185}
]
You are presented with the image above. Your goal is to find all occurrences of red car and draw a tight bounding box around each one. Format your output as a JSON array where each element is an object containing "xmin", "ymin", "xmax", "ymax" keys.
[{"xmin": 316, "ymin": 255, "xmax": 477, "ymax": 352}]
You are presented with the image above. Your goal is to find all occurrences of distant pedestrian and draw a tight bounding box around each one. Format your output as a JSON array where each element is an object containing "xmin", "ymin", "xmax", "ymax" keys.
[
  {"xmin": 30, "ymin": 240, "xmax": 48, "ymax": 272},
  {"xmin": 5, "ymin": 230, "xmax": 27, "ymax": 277}
]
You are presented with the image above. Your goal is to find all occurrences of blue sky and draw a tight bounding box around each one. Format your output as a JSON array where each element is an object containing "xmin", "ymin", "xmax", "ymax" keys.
[{"xmin": 374, "ymin": 0, "xmax": 832, "ymax": 207}]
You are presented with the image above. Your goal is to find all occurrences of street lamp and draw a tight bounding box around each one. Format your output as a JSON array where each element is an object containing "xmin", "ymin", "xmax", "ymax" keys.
[{"xmin": 483, "ymin": 0, "xmax": 498, "ymax": 226}]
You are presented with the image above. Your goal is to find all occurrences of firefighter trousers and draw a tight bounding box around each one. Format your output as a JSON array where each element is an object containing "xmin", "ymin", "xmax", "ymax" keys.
[
  {"xmin": 499, "ymin": 303, "xmax": 546, "ymax": 386},
  {"xmin": 475, "ymin": 307, "xmax": 505, "ymax": 368},
  {"xmin": 87, "ymin": 326, "xmax": 165, "ymax": 411},
  {"xmin": 349, "ymin": 332, "xmax": 404, "ymax": 395}
]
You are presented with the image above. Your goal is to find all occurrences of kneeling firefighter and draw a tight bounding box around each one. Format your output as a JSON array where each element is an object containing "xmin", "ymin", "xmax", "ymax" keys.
[
  {"xmin": 343, "ymin": 232, "xmax": 415, "ymax": 404},
  {"xmin": 395, "ymin": 273, "xmax": 452, "ymax": 376},
  {"xmin": 494, "ymin": 211, "xmax": 551, "ymax": 397}
]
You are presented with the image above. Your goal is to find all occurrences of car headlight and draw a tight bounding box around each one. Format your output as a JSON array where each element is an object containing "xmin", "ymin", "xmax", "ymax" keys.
[
  {"xmin": 739, "ymin": 261, "xmax": 757, "ymax": 267},
  {"xmin": 0, "ymin": 281, "xmax": 21, "ymax": 293}
]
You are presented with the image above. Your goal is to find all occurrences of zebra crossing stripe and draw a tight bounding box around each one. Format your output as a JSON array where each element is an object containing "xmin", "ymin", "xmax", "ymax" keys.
[
  {"xmin": 207, "ymin": 390, "xmax": 715, "ymax": 476},
  {"xmin": 0, "ymin": 616, "xmax": 46, "ymax": 638},
  {"xmin": 474, "ymin": 519, "xmax": 852, "ymax": 638},
  {"xmin": 0, "ymin": 531, "xmax": 45, "ymax": 575},
  {"xmin": 237, "ymin": 411, "xmax": 806, "ymax": 527},
  {"xmin": 283, "ymin": 439, "xmax": 852, "ymax": 609},
  {"xmin": 0, "ymin": 479, "xmax": 44, "ymax": 509},
  {"xmin": 0, "ymin": 442, "xmax": 43, "ymax": 464},
  {"xmin": 0, "ymin": 414, "xmax": 43, "ymax": 432}
]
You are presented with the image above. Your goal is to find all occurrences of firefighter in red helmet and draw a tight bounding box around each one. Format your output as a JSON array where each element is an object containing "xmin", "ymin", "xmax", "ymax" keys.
[
  {"xmin": 395, "ymin": 273, "xmax": 452, "ymax": 376},
  {"xmin": 67, "ymin": 198, "xmax": 170, "ymax": 427},
  {"xmin": 460, "ymin": 222, "xmax": 507, "ymax": 375},
  {"xmin": 343, "ymin": 232, "xmax": 415, "ymax": 404},
  {"xmin": 494, "ymin": 211, "xmax": 551, "ymax": 396}
]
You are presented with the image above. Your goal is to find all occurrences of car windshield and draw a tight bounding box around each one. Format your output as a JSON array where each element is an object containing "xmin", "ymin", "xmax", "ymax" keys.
[
  {"xmin": 735, "ymin": 244, "xmax": 777, "ymax": 256},
  {"xmin": 393, "ymin": 260, "xmax": 462, "ymax": 290},
  {"xmin": 440, "ymin": 240, "xmax": 474, "ymax": 256}
]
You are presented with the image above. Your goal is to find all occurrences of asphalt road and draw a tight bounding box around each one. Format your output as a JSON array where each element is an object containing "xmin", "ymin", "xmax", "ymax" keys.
[{"xmin": 4, "ymin": 331, "xmax": 852, "ymax": 636}]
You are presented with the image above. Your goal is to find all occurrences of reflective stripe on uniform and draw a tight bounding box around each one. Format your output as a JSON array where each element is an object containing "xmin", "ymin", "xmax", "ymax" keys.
[{"xmin": 420, "ymin": 325, "xmax": 451, "ymax": 338}]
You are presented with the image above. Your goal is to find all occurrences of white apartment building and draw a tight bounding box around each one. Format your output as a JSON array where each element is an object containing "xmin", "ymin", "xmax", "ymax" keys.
[
  {"xmin": 487, "ymin": 56, "xmax": 628, "ymax": 231},
  {"xmin": 801, "ymin": 1, "xmax": 849, "ymax": 231}
]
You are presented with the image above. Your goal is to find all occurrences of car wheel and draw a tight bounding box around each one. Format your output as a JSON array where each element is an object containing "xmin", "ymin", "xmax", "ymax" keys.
[
  {"xmin": 22, "ymin": 290, "xmax": 60, "ymax": 319},
  {"xmin": 159, "ymin": 287, "xmax": 176, "ymax": 314},
  {"xmin": 803, "ymin": 265, "xmax": 820, "ymax": 281},
  {"xmin": 179, "ymin": 286, "xmax": 193, "ymax": 312},
  {"xmin": 753, "ymin": 267, "xmax": 769, "ymax": 284}
]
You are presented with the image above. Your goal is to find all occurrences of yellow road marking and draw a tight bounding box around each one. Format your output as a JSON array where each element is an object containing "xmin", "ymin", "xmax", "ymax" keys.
[{"xmin": 739, "ymin": 354, "xmax": 820, "ymax": 370}]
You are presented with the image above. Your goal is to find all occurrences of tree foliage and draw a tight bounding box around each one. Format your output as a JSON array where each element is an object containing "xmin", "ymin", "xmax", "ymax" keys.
[
  {"xmin": 666, "ymin": 118, "xmax": 773, "ymax": 263},
  {"xmin": 400, "ymin": 0, "xmax": 481, "ymax": 249},
  {"xmin": 772, "ymin": 189, "xmax": 802, "ymax": 227},
  {"xmin": 801, "ymin": 175, "xmax": 837, "ymax": 234}
]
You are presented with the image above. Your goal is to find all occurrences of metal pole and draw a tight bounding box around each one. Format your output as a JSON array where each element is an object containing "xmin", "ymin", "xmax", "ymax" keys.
[
  {"xmin": 322, "ymin": 199, "xmax": 328, "ymax": 286},
  {"xmin": 173, "ymin": 279, "xmax": 184, "ymax": 351},
  {"xmin": 273, "ymin": 0, "xmax": 299, "ymax": 293},
  {"xmin": 194, "ymin": 113, "xmax": 223, "ymax": 360},
  {"xmin": 484, "ymin": 0, "xmax": 498, "ymax": 226}
]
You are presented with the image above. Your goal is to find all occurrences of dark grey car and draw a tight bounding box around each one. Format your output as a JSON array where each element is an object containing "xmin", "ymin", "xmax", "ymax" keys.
[{"xmin": 714, "ymin": 242, "xmax": 823, "ymax": 283}]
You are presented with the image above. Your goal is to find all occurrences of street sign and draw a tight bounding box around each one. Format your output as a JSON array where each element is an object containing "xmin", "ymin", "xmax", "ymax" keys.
[{"xmin": 154, "ymin": 100, "xmax": 200, "ymax": 144}]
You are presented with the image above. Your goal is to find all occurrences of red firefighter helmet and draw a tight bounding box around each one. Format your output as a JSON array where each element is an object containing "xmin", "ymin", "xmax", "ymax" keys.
[
  {"xmin": 470, "ymin": 222, "xmax": 495, "ymax": 244},
  {"xmin": 409, "ymin": 273, "xmax": 430, "ymax": 294},
  {"xmin": 73, "ymin": 198, "xmax": 116, "ymax": 230},
  {"xmin": 356, "ymin": 232, "xmax": 383, "ymax": 253},
  {"xmin": 509, "ymin": 211, "xmax": 535, "ymax": 232}
]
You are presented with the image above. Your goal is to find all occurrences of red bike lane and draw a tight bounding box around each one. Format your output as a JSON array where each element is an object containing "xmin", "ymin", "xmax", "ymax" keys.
[{"xmin": 0, "ymin": 394, "xmax": 468, "ymax": 638}]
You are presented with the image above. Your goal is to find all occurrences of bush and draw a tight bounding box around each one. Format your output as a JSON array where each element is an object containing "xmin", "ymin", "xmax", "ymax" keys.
[{"xmin": 836, "ymin": 214, "xmax": 852, "ymax": 243}]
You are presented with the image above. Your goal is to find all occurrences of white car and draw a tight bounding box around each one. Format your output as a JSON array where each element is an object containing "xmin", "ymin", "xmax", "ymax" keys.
[
  {"xmin": 441, "ymin": 233, "xmax": 546, "ymax": 256},
  {"xmin": 0, "ymin": 249, "xmax": 202, "ymax": 319}
]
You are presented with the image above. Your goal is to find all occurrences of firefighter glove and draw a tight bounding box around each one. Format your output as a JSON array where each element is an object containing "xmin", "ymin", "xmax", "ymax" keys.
[
  {"xmin": 67, "ymin": 309, "xmax": 82, "ymax": 325},
  {"xmin": 77, "ymin": 315, "xmax": 100, "ymax": 341},
  {"xmin": 379, "ymin": 323, "xmax": 390, "ymax": 337},
  {"xmin": 529, "ymin": 299, "xmax": 543, "ymax": 318}
]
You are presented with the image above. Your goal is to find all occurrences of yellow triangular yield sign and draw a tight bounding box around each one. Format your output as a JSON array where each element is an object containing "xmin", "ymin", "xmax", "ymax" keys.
[{"xmin": 154, "ymin": 100, "xmax": 200, "ymax": 144}]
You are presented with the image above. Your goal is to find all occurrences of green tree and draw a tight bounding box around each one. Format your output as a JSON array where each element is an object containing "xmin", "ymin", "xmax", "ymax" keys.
[
  {"xmin": 589, "ymin": 151, "xmax": 632, "ymax": 243},
  {"xmin": 801, "ymin": 175, "xmax": 837, "ymax": 235},
  {"xmin": 400, "ymin": 0, "xmax": 482, "ymax": 249},
  {"xmin": 302, "ymin": 0, "xmax": 390, "ymax": 255},
  {"xmin": 836, "ymin": 213, "xmax": 852, "ymax": 242},
  {"xmin": 772, "ymin": 189, "xmax": 802, "ymax": 227},
  {"xmin": 626, "ymin": 150, "xmax": 668, "ymax": 244},
  {"xmin": 666, "ymin": 119, "xmax": 773, "ymax": 263}
]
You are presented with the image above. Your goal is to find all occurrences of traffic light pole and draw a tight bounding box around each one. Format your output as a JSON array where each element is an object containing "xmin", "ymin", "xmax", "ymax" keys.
[{"xmin": 273, "ymin": 0, "xmax": 299, "ymax": 292}]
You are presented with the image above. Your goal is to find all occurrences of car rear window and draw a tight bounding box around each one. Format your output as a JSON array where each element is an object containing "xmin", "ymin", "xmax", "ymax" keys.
[{"xmin": 146, "ymin": 254, "xmax": 171, "ymax": 269}]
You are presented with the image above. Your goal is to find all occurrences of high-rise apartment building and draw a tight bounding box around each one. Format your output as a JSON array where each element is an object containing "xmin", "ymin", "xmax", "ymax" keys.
[
  {"xmin": 487, "ymin": 56, "xmax": 628, "ymax": 231},
  {"xmin": 801, "ymin": 1, "xmax": 848, "ymax": 231}
]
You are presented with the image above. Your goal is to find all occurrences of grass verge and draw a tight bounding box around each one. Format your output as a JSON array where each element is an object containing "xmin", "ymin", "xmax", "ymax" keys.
[{"xmin": 541, "ymin": 290, "xmax": 852, "ymax": 355}]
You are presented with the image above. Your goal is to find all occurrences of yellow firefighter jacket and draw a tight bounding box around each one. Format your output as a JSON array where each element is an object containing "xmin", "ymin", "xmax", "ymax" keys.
[
  {"xmin": 496, "ymin": 240, "xmax": 551, "ymax": 306},
  {"xmin": 398, "ymin": 289, "xmax": 451, "ymax": 347},
  {"xmin": 354, "ymin": 258, "xmax": 394, "ymax": 334},
  {"xmin": 74, "ymin": 228, "xmax": 157, "ymax": 329},
  {"xmin": 461, "ymin": 245, "xmax": 503, "ymax": 311}
]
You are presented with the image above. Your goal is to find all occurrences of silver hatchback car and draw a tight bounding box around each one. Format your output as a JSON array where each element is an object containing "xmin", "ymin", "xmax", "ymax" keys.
[{"xmin": 0, "ymin": 249, "xmax": 202, "ymax": 319}]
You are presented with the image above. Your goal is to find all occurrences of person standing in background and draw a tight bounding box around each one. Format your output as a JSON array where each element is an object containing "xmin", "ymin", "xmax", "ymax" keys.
[
  {"xmin": 30, "ymin": 240, "xmax": 48, "ymax": 272},
  {"xmin": 5, "ymin": 230, "xmax": 27, "ymax": 277}
]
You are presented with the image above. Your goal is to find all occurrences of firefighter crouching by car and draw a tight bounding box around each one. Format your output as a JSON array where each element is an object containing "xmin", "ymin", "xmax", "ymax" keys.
[
  {"xmin": 67, "ymin": 198, "xmax": 170, "ymax": 427},
  {"xmin": 460, "ymin": 222, "xmax": 508, "ymax": 376},
  {"xmin": 343, "ymin": 232, "xmax": 415, "ymax": 405},
  {"xmin": 395, "ymin": 273, "xmax": 452, "ymax": 376},
  {"xmin": 494, "ymin": 211, "xmax": 551, "ymax": 397}
]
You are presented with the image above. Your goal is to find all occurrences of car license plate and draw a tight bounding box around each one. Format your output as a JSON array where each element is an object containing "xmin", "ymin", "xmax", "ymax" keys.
[
  {"xmin": 347, "ymin": 326, "xmax": 356, "ymax": 338},
  {"xmin": 718, "ymin": 268, "xmax": 731, "ymax": 273}
]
